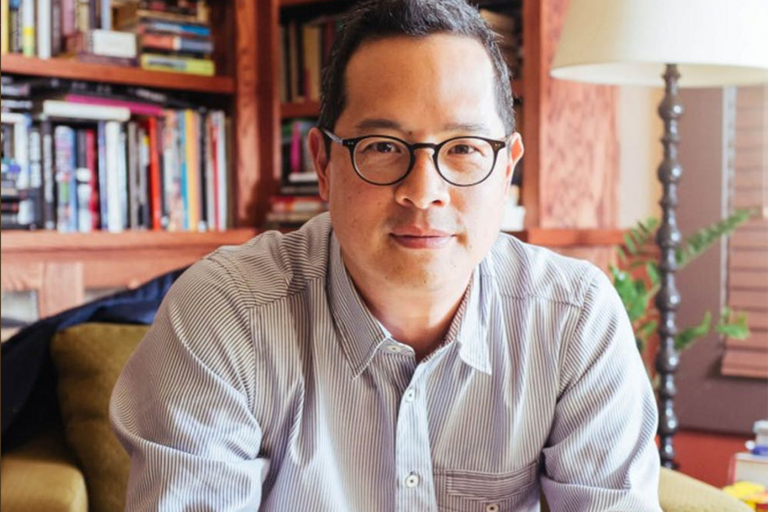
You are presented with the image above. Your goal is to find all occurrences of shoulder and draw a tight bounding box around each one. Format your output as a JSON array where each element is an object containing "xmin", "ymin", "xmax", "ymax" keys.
[
  {"xmin": 196, "ymin": 212, "xmax": 333, "ymax": 308},
  {"xmin": 485, "ymin": 232, "xmax": 602, "ymax": 308}
]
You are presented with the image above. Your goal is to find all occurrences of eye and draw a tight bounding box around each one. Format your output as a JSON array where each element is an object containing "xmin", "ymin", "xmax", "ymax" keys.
[
  {"xmin": 361, "ymin": 141, "xmax": 402, "ymax": 154},
  {"xmin": 449, "ymin": 144, "xmax": 478, "ymax": 155}
]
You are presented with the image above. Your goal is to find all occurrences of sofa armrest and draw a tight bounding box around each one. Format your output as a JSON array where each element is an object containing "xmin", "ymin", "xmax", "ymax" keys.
[{"xmin": 0, "ymin": 429, "xmax": 88, "ymax": 512}]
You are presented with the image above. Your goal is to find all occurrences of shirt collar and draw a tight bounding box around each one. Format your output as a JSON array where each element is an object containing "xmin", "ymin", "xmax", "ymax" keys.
[
  {"xmin": 327, "ymin": 233, "xmax": 391, "ymax": 379},
  {"xmin": 327, "ymin": 231, "xmax": 493, "ymax": 379}
]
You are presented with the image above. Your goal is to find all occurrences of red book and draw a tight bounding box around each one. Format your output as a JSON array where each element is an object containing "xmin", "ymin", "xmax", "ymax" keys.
[
  {"xmin": 85, "ymin": 129, "xmax": 100, "ymax": 231},
  {"xmin": 148, "ymin": 117, "xmax": 162, "ymax": 231}
]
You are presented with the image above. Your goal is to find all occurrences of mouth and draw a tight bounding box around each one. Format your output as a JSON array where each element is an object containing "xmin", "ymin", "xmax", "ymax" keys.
[{"xmin": 389, "ymin": 226, "xmax": 454, "ymax": 249}]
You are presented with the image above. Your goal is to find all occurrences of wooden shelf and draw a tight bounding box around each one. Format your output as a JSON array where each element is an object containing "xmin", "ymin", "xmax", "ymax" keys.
[
  {"xmin": 0, "ymin": 228, "xmax": 259, "ymax": 254},
  {"xmin": 282, "ymin": 100, "xmax": 321, "ymax": 119},
  {"xmin": 508, "ymin": 228, "xmax": 625, "ymax": 247},
  {"xmin": 280, "ymin": 0, "xmax": 344, "ymax": 6},
  {"xmin": 0, "ymin": 54, "xmax": 236, "ymax": 94}
]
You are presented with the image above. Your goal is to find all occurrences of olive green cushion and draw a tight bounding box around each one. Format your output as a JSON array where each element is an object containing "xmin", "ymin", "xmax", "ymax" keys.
[
  {"xmin": 50, "ymin": 323, "xmax": 150, "ymax": 512},
  {"xmin": 659, "ymin": 467, "xmax": 752, "ymax": 512},
  {"xmin": 0, "ymin": 429, "xmax": 87, "ymax": 512}
]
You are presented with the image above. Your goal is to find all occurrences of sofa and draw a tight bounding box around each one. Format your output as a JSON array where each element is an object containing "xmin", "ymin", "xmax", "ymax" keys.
[{"xmin": 0, "ymin": 322, "xmax": 753, "ymax": 512}]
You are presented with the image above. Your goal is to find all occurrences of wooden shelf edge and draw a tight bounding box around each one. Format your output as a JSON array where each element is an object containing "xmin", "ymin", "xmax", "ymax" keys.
[
  {"xmin": 280, "ymin": 0, "xmax": 343, "ymax": 6},
  {"xmin": 0, "ymin": 228, "xmax": 260, "ymax": 253},
  {"xmin": 0, "ymin": 54, "xmax": 236, "ymax": 94},
  {"xmin": 508, "ymin": 228, "xmax": 626, "ymax": 247},
  {"xmin": 281, "ymin": 100, "xmax": 321, "ymax": 119}
]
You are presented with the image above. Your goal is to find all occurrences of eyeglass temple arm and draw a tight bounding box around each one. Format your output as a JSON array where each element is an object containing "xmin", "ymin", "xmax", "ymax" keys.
[{"xmin": 321, "ymin": 128, "xmax": 344, "ymax": 144}]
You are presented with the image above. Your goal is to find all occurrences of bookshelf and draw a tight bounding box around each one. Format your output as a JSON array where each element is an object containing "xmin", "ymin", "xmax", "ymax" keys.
[
  {"xmin": 0, "ymin": 54, "xmax": 236, "ymax": 94},
  {"xmin": 1, "ymin": 0, "xmax": 622, "ymax": 316}
]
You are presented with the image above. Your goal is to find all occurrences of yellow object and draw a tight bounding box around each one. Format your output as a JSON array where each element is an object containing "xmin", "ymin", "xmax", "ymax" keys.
[
  {"xmin": 50, "ymin": 323, "xmax": 150, "ymax": 512},
  {"xmin": 1, "ymin": 0, "xmax": 8, "ymax": 55},
  {"xmin": 724, "ymin": 482, "xmax": 768, "ymax": 510}
]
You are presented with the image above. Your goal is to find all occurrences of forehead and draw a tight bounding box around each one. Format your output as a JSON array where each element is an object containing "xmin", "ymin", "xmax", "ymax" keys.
[{"xmin": 340, "ymin": 34, "xmax": 504, "ymax": 136}]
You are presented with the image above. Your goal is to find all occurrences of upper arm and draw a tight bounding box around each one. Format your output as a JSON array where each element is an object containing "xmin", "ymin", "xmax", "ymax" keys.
[{"xmin": 110, "ymin": 256, "xmax": 269, "ymax": 512}]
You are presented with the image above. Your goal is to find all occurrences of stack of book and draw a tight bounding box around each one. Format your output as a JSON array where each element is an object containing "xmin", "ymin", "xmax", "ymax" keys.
[
  {"xmin": 279, "ymin": 15, "xmax": 341, "ymax": 103},
  {"xmin": 0, "ymin": 0, "xmax": 214, "ymax": 76},
  {"xmin": 115, "ymin": 0, "xmax": 215, "ymax": 76},
  {"xmin": 265, "ymin": 118, "xmax": 326, "ymax": 228},
  {"xmin": 1, "ymin": 75, "xmax": 231, "ymax": 232},
  {"xmin": 480, "ymin": 8, "xmax": 523, "ymax": 81}
]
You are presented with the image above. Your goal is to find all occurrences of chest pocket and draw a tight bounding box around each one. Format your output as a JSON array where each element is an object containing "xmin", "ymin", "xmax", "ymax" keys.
[{"xmin": 434, "ymin": 461, "xmax": 539, "ymax": 512}]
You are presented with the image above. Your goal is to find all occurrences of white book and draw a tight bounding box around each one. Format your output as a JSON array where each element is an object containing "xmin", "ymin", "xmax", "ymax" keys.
[
  {"xmin": 88, "ymin": 29, "xmax": 136, "ymax": 58},
  {"xmin": 118, "ymin": 127, "xmax": 128, "ymax": 230},
  {"xmin": 39, "ymin": 100, "xmax": 131, "ymax": 121},
  {"xmin": 105, "ymin": 121, "xmax": 123, "ymax": 233},
  {"xmin": 21, "ymin": 0, "xmax": 35, "ymax": 56},
  {"xmin": 36, "ymin": 0, "xmax": 50, "ymax": 59},
  {"xmin": 216, "ymin": 111, "xmax": 228, "ymax": 231},
  {"xmin": 731, "ymin": 452, "xmax": 768, "ymax": 487}
]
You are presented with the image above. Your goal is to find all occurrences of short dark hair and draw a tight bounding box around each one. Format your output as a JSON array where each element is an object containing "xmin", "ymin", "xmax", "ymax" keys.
[{"xmin": 318, "ymin": 0, "xmax": 515, "ymax": 150}]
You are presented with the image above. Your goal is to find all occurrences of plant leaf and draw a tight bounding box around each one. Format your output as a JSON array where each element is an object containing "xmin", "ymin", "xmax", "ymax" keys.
[
  {"xmin": 675, "ymin": 311, "xmax": 711, "ymax": 351},
  {"xmin": 715, "ymin": 307, "xmax": 750, "ymax": 339}
]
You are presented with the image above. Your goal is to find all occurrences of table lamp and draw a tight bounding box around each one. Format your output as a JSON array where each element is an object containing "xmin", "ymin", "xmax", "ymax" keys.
[{"xmin": 550, "ymin": 0, "xmax": 768, "ymax": 468}]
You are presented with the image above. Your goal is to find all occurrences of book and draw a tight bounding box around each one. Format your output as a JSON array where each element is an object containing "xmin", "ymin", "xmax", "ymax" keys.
[
  {"xmin": 65, "ymin": 29, "xmax": 138, "ymax": 58},
  {"xmin": 730, "ymin": 452, "xmax": 768, "ymax": 487},
  {"xmin": 133, "ymin": 18, "xmax": 210, "ymax": 37},
  {"xmin": 9, "ymin": 0, "xmax": 21, "ymax": 54},
  {"xmin": 36, "ymin": 100, "xmax": 131, "ymax": 121},
  {"xmin": 21, "ymin": 0, "xmax": 34, "ymax": 56},
  {"xmin": 36, "ymin": 0, "xmax": 50, "ymax": 58},
  {"xmin": 139, "ymin": 32, "xmax": 213, "ymax": 54},
  {"xmin": 39, "ymin": 119, "xmax": 55, "ymax": 228},
  {"xmin": 1, "ymin": 0, "xmax": 8, "ymax": 55},
  {"xmin": 53, "ymin": 125, "xmax": 76, "ymax": 232},
  {"xmin": 147, "ymin": 116, "xmax": 162, "ymax": 230},
  {"xmin": 104, "ymin": 120, "xmax": 122, "ymax": 232},
  {"xmin": 140, "ymin": 53, "xmax": 215, "ymax": 76},
  {"xmin": 55, "ymin": 94, "xmax": 165, "ymax": 117}
]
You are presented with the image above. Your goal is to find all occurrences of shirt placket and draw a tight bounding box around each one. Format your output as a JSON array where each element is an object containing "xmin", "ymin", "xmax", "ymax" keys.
[{"xmin": 393, "ymin": 349, "xmax": 439, "ymax": 512}]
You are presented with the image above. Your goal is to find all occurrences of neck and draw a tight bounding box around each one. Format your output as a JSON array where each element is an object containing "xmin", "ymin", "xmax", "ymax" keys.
[{"xmin": 343, "ymin": 258, "xmax": 472, "ymax": 362}]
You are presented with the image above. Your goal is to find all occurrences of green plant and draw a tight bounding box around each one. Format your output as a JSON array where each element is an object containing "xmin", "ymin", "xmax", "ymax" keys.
[{"xmin": 610, "ymin": 208, "xmax": 757, "ymax": 371}]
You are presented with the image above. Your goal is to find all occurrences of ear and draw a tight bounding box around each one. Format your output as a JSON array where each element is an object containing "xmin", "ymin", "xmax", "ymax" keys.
[
  {"xmin": 503, "ymin": 132, "xmax": 524, "ymax": 194},
  {"xmin": 308, "ymin": 127, "xmax": 331, "ymax": 201}
]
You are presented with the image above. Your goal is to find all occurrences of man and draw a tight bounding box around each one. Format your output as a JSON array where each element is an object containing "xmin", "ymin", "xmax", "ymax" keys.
[{"xmin": 110, "ymin": 0, "xmax": 662, "ymax": 510}]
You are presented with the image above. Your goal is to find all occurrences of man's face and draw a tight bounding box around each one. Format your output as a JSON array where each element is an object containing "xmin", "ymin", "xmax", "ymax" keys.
[{"xmin": 310, "ymin": 34, "xmax": 523, "ymax": 294}]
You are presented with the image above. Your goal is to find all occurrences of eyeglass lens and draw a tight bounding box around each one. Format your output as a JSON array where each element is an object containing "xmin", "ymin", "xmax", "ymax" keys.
[{"xmin": 353, "ymin": 136, "xmax": 497, "ymax": 185}]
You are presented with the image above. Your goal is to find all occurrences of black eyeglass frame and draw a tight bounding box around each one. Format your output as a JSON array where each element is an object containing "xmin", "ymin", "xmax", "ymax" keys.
[{"xmin": 321, "ymin": 128, "xmax": 511, "ymax": 187}]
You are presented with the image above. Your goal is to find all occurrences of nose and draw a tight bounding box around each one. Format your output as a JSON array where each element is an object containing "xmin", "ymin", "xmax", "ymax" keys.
[{"xmin": 393, "ymin": 148, "xmax": 451, "ymax": 210}]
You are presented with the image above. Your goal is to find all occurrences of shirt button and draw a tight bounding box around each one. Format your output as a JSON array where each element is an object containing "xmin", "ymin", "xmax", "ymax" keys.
[
  {"xmin": 405, "ymin": 472, "xmax": 420, "ymax": 488},
  {"xmin": 404, "ymin": 388, "xmax": 416, "ymax": 402},
  {"xmin": 387, "ymin": 345, "xmax": 402, "ymax": 354},
  {"xmin": 486, "ymin": 504, "xmax": 499, "ymax": 512}
]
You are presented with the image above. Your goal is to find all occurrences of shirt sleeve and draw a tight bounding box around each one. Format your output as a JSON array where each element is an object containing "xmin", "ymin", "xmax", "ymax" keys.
[
  {"xmin": 109, "ymin": 255, "xmax": 269, "ymax": 512},
  {"xmin": 540, "ymin": 267, "xmax": 663, "ymax": 512}
]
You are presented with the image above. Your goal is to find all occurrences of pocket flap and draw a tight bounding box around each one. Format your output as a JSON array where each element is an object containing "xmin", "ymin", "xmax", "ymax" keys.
[{"xmin": 439, "ymin": 461, "xmax": 538, "ymax": 501}]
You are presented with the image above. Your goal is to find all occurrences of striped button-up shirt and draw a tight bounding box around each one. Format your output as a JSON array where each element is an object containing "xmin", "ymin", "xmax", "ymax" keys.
[{"xmin": 110, "ymin": 213, "xmax": 662, "ymax": 512}]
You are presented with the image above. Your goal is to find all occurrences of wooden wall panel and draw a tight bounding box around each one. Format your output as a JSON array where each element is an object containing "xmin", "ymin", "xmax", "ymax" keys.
[{"xmin": 536, "ymin": 0, "xmax": 619, "ymax": 229}]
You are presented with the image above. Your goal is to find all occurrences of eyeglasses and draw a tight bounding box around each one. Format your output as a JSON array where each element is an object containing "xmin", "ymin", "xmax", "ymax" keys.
[{"xmin": 321, "ymin": 128, "xmax": 510, "ymax": 187}]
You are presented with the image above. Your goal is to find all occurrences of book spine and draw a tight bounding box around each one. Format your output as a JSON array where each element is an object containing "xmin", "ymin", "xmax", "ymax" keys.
[
  {"xmin": 28, "ymin": 125, "xmax": 44, "ymax": 228},
  {"xmin": 9, "ymin": 2, "xmax": 20, "ymax": 53},
  {"xmin": 87, "ymin": 0, "xmax": 96, "ymax": 31},
  {"xmin": 117, "ymin": 126, "xmax": 128, "ymax": 230},
  {"xmin": 1, "ymin": 0, "xmax": 9, "ymax": 54},
  {"xmin": 147, "ymin": 116, "xmax": 161, "ymax": 230},
  {"xmin": 40, "ymin": 120, "xmax": 56, "ymax": 229},
  {"xmin": 97, "ymin": 120, "xmax": 108, "ymax": 229},
  {"xmin": 105, "ymin": 120, "xmax": 121, "ymax": 232},
  {"xmin": 194, "ymin": 109, "xmax": 205, "ymax": 231},
  {"xmin": 36, "ymin": 0, "xmax": 50, "ymax": 58},
  {"xmin": 60, "ymin": 0, "xmax": 75, "ymax": 38},
  {"xmin": 75, "ymin": 0, "xmax": 89, "ymax": 32},
  {"xmin": 204, "ymin": 112, "xmax": 215, "ymax": 231},
  {"xmin": 161, "ymin": 110, "xmax": 176, "ymax": 230},
  {"xmin": 75, "ymin": 128, "xmax": 92, "ymax": 232},
  {"xmin": 181, "ymin": 109, "xmax": 193, "ymax": 231},
  {"xmin": 21, "ymin": 0, "xmax": 34, "ymax": 56},
  {"xmin": 50, "ymin": 0, "xmax": 60, "ymax": 54},
  {"xmin": 127, "ymin": 121, "xmax": 139, "ymax": 229},
  {"xmin": 84, "ymin": 128, "xmax": 98, "ymax": 231},
  {"xmin": 99, "ymin": 0, "xmax": 109, "ymax": 29},
  {"xmin": 137, "ymin": 125, "xmax": 150, "ymax": 229},
  {"xmin": 54, "ymin": 125, "xmax": 74, "ymax": 232}
]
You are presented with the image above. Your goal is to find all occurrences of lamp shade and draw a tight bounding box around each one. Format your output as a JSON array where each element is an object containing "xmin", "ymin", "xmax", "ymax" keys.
[{"xmin": 551, "ymin": 0, "xmax": 768, "ymax": 87}]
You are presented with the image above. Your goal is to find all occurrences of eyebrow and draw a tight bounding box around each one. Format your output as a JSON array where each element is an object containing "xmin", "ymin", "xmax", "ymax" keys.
[{"xmin": 353, "ymin": 118, "xmax": 494, "ymax": 136}]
